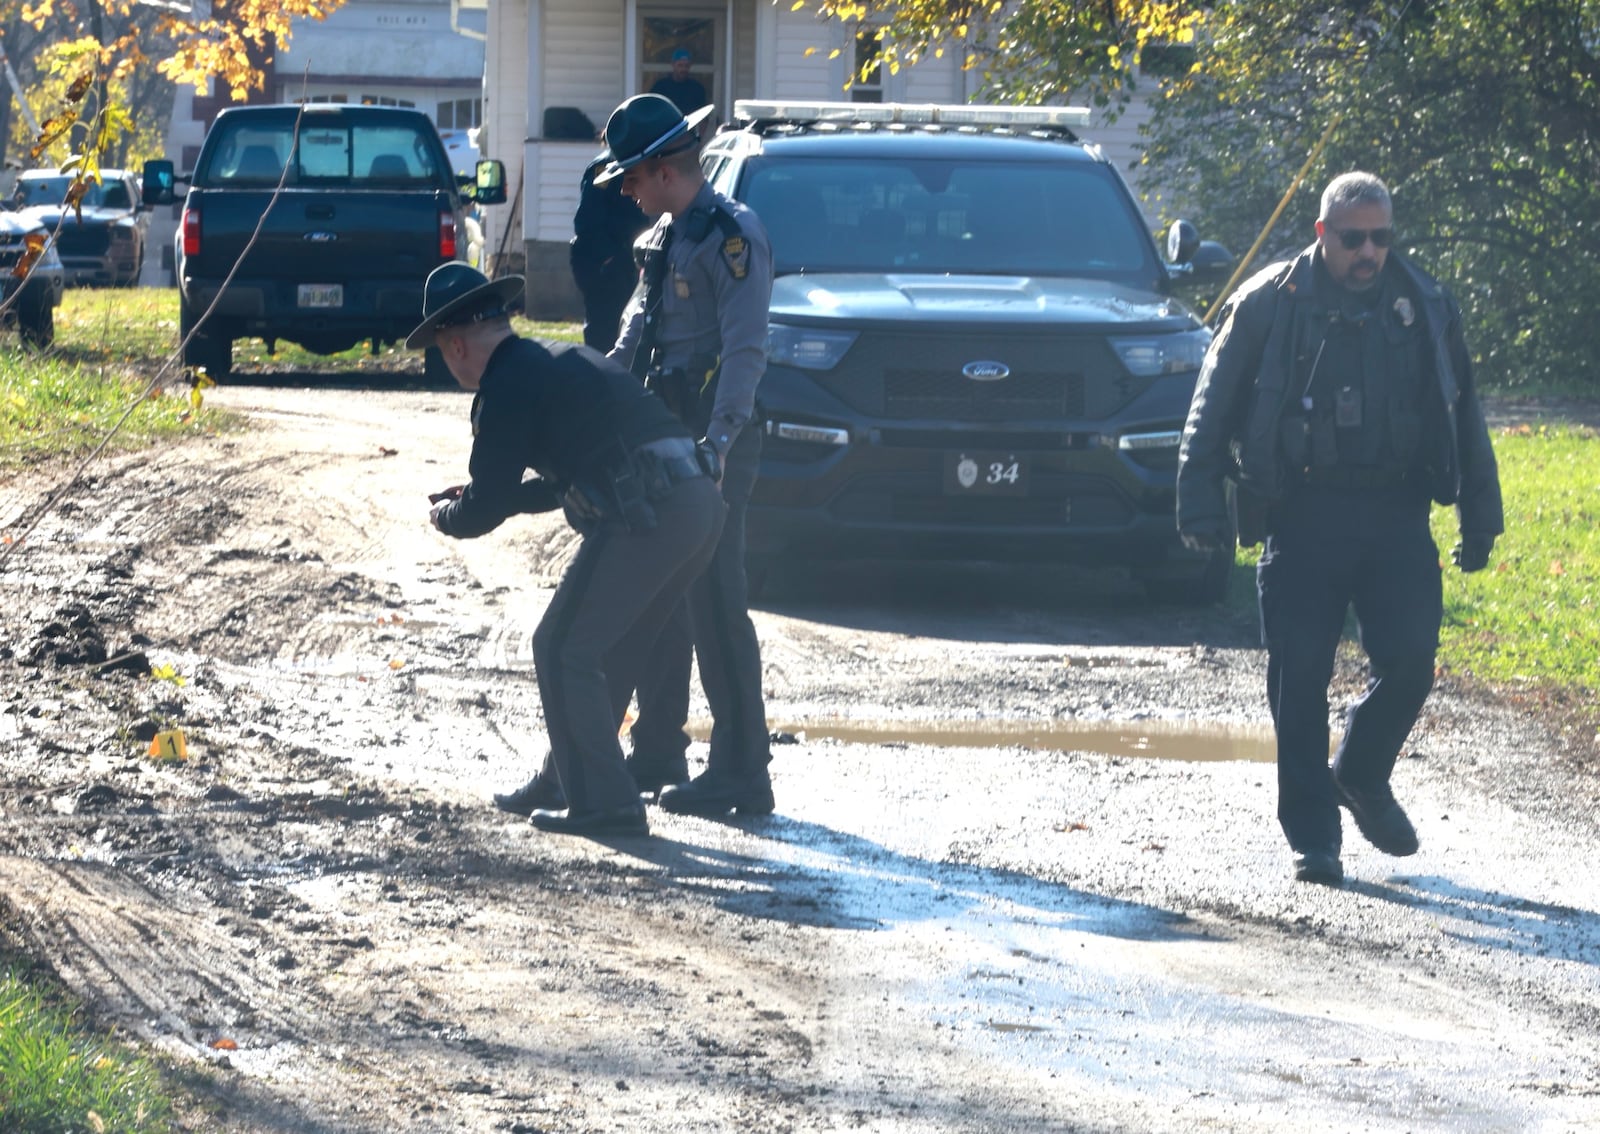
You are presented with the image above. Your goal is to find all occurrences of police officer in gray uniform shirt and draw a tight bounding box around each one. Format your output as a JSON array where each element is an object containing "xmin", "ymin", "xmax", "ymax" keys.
[{"xmin": 596, "ymin": 93, "xmax": 778, "ymax": 817}]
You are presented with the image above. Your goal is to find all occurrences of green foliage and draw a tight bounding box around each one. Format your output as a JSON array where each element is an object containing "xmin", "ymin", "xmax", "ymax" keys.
[
  {"xmin": 1137, "ymin": 0, "xmax": 1600, "ymax": 392},
  {"xmin": 795, "ymin": 1, "xmax": 1203, "ymax": 110},
  {"xmin": 0, "ymin": 968, "xmax": 173, "ymax": 1133}
]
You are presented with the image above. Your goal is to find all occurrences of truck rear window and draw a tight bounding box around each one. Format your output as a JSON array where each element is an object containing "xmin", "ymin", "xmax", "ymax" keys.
[{"xmin": 204, "ymin": 120, "xmax": 445, "ymax": 187}]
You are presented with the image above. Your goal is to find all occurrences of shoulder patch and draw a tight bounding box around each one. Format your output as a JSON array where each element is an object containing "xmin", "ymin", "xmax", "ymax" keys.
[{"xmin": 721, "ymin": 235, "xmax": 749, "ymax": 280}]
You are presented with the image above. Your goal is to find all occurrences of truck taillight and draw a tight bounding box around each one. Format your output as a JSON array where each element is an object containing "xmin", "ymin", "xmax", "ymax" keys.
[
  {"xmin": 182, "ymin": 206, "xmax": 200, "ymax": 256},
  {"xmin": 438, "ymin": 209, "xmax": 457, "ymax": 259}
]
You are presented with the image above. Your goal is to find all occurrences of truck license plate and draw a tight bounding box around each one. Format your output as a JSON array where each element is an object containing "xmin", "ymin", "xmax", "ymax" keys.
[
  {"xmin": 298, "ymin": 283, "xmax": 343, "ymax": 308},
  {"xmin": 944, "ymin": 452, "xmax": 1027, "ymax": 496}
]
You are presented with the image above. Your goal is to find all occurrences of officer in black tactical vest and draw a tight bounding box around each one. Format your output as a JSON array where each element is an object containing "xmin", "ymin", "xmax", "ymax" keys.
[
  {"xmin": 1178, "ymin": 172, "xmax": 1503, "ymax": 887},
  {"xmin": 411, "ymin": 262, "xmax": 725, "ymax": 837},
  {"xmin": 571, "ymin": 150, "xmax": 648, "ymax": 350},
  {"xmin": 595, "ymin": 92, "xmax": 778, "ymax": 818}
]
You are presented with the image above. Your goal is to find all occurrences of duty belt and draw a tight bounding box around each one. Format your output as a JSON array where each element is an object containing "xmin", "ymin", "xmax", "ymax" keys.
[
  {"xmin": 633, "ymin": 436, "xmax": 706, "ymax": 497},
  {"xmin": 1299, "ymin": 464, "xmax": 1413, "ymax": 489}
]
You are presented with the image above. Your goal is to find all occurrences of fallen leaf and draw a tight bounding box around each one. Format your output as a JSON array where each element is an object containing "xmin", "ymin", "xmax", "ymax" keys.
[{"xmin": 211, "ymin": 1037, "xmax": 239, "ymax": 1050}]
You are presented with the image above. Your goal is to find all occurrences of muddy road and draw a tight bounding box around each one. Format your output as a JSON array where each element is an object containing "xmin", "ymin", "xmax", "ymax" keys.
[{"xmin": 1, "ymin": 376, "xmax": 1597, "ymax": 1133}]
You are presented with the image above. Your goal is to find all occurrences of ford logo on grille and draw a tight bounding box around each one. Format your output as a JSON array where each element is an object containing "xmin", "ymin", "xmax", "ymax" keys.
[
  {"xmin": 962, "ymin": 361, "xmax": 1010, "ymax": 381},
  {"xmin": 304, "ymin": 232, "xmax": 338, "ymax": 243}
]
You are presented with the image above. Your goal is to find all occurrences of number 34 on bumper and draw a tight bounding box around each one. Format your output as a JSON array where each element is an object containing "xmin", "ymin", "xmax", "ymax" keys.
[{"xmin": 944, "ymin": 452, "xmax": 1027, "ymax": 496}]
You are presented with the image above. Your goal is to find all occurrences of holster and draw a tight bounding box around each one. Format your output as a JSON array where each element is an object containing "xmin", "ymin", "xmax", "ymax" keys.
[{"xmin": 646, "ymin": 353, "xmax": 722, "ymax": 434}]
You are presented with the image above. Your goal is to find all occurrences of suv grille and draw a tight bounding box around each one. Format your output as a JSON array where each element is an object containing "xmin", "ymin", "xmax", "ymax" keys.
[{"xmin": 884, "ymin": 369, "xmax": 1085, "ymax": 421}]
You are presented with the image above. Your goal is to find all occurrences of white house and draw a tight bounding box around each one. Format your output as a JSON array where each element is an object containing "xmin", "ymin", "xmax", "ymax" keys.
[{"xmin": 479, "ymin": 1, "xmax": 1165, "ymax": 319}]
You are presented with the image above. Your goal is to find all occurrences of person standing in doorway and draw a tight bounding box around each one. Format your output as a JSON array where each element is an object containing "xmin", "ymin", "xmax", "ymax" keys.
[
  {"xmin": 1177, "ymin": 171, "xmax": 1503, "ymax": 886},
  {"xmin": 650, "ymin": 47, "xmax": 710, "ymax": 116},
  {"xmin": 597, "ymin": 92, "xmax": 776, "ymax": 818}
]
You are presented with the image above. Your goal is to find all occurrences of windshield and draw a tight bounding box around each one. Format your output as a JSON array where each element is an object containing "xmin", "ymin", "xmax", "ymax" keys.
[
  {"xmin": 202, "ymin": 119, "xmax": 448, "ymax": 187},
  {"xmin": 13, "ymin": 176, "xmax": 132, "ymax": 210},
  {"xmin": 735, "ymin": 156, "xmax": 1157, "ymax": 280}
]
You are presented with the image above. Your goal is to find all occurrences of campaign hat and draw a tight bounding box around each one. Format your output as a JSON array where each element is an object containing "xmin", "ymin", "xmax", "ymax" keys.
[
  {"xmin": 593, "ymin": 93, "xmax": 715, "ymax": 186},
  {"xmin": 405, "ymin": 263, "xmax": 524, "ymax": 350}
]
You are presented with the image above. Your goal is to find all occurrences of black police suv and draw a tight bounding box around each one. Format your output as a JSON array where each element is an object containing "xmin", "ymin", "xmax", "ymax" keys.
[{"xmin": 703, "ymin": 100, "xmax": 1233, "ymax": 602}]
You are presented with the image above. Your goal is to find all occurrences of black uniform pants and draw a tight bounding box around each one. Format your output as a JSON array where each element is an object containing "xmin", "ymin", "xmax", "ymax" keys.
[
  {"xmin": 532, "ymin": 475, "xmax": 724, "ymax": 813},
  {"xmin": 628, "ymin": 426, "xmax": 772, "ymax": 782},
  {"xmin": 1257, "ymin": 482, "xmax": 1442, "ymax": 853}
]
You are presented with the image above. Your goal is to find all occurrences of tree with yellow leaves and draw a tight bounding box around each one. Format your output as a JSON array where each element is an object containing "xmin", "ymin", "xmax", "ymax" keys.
[
  {"xmin": 15, "ymin": 0, "xmax": 344, "ymax": 182},
  {"xmin": 788, "ymin": 0, "xmax": 1203, "ymax": 112}
]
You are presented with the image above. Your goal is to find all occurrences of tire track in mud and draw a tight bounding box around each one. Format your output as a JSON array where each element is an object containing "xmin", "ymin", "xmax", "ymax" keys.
[{"xmin": 1, "ymin": 854, "xmax": 327, "ymax": 1050}]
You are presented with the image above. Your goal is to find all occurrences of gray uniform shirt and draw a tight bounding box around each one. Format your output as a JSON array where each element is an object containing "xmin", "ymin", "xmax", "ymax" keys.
[{"xmin": 610, "ymin": 182, "xmax": 774, "ymax": 458}]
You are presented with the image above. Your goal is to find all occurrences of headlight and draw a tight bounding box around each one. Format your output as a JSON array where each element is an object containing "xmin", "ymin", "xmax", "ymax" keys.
[
  {"xmin": 766, "ymin": 324, "xmax": 858, "ymax": 371},
  {"xmin": 1110, "ymin": 328, "xmax": 1211, "ymax": 377}
]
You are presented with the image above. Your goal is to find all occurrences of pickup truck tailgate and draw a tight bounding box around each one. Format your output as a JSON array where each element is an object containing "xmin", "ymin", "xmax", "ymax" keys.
[{"xmin": 189, "ymin": 189, "xmax": 448, "ymax": 281}]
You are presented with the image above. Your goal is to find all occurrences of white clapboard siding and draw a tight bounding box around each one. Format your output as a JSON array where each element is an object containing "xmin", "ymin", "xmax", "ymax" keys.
[
  {"xmin": 772, "ymin": 5, "xmax": 840, "ymax": 99},
  {"xmin": 544, "ymin": 0, "xmax": 629, "ymax": 134},
  {"xmin": 532, "ymin": 143, "xmax": 600, "ymax": 243},
  {"xmin": 897, "ymin": 46, "xmax": 967, "ymax": 103}
]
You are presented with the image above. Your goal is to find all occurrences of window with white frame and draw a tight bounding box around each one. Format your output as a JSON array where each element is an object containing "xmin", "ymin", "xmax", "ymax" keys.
[{"xmin": 851, "ymin": 23, "xmax": 886, "ymax": 103}]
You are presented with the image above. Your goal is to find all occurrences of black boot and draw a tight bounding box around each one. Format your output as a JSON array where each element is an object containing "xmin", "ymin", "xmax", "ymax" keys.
[
  {"xmin": 492, "ymin": 772, "xmax": 567, "ymax": 816},
  {"xmin": 658, "ymin": 769, "xmax": 774, "ymax": 818}
]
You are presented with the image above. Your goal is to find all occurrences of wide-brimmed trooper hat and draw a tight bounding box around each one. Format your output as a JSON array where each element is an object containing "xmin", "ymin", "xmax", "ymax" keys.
[
  {"xmin": 405, "ymin": 263, "xmax": 525, "ymax": 350},
  {"xmin": 593, "ymin": 93, "xmax": 716, "ymax": 186}
]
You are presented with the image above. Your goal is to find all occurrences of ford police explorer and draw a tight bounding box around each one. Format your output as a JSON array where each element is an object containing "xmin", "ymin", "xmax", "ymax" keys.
[{"xmin": 702, "ymin": 100, "xmax": 1234, "ymax": 602}]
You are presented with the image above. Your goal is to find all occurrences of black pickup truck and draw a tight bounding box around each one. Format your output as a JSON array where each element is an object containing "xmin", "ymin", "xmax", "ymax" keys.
[{"xmin": 143, "ymin": 103, "xmax": 507, "ymax": 379}]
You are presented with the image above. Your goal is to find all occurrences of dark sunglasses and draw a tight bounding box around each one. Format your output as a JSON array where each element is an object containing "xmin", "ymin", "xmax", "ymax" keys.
[{"xmin": 1332, "ymin": 226, "xmax": 1394, "ymax": 251}]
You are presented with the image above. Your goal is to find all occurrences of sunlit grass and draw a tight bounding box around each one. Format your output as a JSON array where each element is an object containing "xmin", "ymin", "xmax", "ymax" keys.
[
  {"xmin": 0, "ymin": 967, "xmax": 173, "ymax": 1134},
  {"xmin": 52, "ymin": 287, "xmax": 581, "ymax": 376},
  {"xmin": 1431, "ymin": 423, "xmax": 1600, "ymax": 688},
  {"xmin": 0, "ymin": 346, "xmax": 211, "ymax": 467}
]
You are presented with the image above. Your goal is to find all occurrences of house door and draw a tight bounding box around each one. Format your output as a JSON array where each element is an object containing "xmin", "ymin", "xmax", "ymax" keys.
[{"xmin": 637, "ymin": 4, "xmax": 725, "ymax": 118}]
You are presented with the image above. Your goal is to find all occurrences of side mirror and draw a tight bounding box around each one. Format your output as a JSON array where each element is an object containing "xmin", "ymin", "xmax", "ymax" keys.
[
  {"xmin": 1165, "ymin": 218, "xmax": 1200, "ymax": 265},
  {"xmin": 1190, "ymin": 240, "xmax": 1234, "ymax": 279},
  {"xmin": 141, "ymin": 160, "xmax": 177, "ymax": 206},
  {"xmin": 465, "ymin": 159, "xmax": 507, "ymax": 206}
]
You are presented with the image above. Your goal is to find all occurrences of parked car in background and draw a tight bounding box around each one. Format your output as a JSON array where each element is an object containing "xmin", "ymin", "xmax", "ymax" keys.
[
  {"xmin": 0, "ymin": 208, "xmax": 65, "ymax": 346},
  {"xmin": 702, "ymin": 100, "xmax": 1235, "ymax": 603},
  {"xmin": 11, "ymin": 168, "xmax": 149, "ymax": 287}
]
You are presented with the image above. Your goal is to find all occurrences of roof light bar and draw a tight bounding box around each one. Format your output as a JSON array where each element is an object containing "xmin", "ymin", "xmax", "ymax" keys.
[{"xmin": 734, "ymin": 100, "xmax": 1091, "ymax": 130}]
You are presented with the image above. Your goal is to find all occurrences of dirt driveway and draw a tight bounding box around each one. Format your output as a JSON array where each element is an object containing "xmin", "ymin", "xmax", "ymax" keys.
[{"xmin": 1, "ymin": 377, "xmax": 1597, "ymax": 1133}]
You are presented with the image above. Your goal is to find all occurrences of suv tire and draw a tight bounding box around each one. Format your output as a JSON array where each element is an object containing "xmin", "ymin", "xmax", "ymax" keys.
[{"xmin": 1137, "ymin": 535, "xmax": 1236, "ymax": 606}]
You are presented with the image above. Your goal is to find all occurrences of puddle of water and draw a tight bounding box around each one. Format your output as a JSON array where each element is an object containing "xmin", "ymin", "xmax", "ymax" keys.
[{"xmin": 744, "ymin": 718, "xmax": 1277, "ymax": 763}]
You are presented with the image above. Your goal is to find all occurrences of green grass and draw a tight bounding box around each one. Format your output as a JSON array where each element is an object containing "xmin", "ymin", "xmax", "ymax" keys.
[
  {"xmin": 2, "ymin": 288, "xmax": 582, "ymax": 465},
  {"xmin": 1431, "ymin": 423, "xmax": 1600, "ymax": 687},
  {"xmin": 0, "ymin": 967, "xmax": 173, "ymax": 1133},
  {"xmin": 50, "ymin": 287, "xmax": 582, "ymax": 376},
  {"xmin": 1, "ymin": 292, "xmax": 210, "ymax": 465}
]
